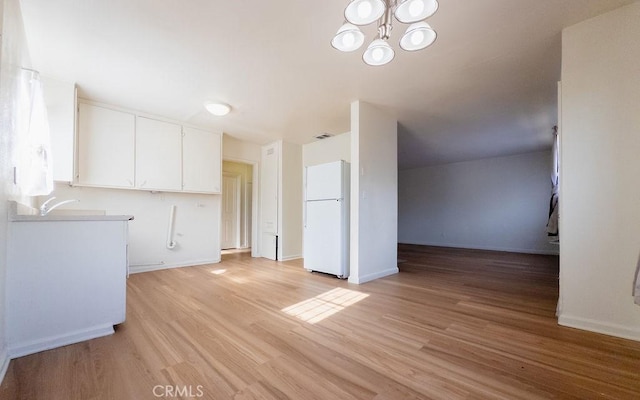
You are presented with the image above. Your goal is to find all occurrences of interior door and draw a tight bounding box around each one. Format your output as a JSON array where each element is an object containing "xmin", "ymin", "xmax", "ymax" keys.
[{"xmin": 222, "ymin": 174, "xmax": 239, "ymax": 249}]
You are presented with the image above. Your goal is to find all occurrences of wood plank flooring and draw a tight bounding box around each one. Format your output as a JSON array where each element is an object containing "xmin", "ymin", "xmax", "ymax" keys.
[{"xmin": 1, "ymin": 244, "xmax": 639, "ymax": 399}]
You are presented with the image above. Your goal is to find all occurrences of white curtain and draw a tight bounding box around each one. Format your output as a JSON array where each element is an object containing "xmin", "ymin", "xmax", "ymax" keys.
[
  {"xmin": 16, "ymin": 68, "xmax": 53, "ymax": 196},
  {"xmin": 546, "ymin": 126, "xmax": 559, "ymax": 237}
]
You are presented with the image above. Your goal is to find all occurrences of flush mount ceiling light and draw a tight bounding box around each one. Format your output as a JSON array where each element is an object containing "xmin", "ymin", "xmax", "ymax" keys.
[
  {"xmin": 332, "ymin": 0, "xmax": 438, "ymax": 66},
  {"xmin": 204, "ymin": 102, "xmax": 231, "ymax": 116}
]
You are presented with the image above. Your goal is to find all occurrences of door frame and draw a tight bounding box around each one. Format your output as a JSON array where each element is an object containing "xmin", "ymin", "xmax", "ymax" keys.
[{"xmin": 221, "ymin": 157, "xmax": 260, "ymax": 257}]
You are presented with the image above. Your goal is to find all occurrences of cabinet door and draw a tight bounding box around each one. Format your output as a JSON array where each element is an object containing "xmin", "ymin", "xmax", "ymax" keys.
[
  {"xmin": 77, "ymin": 103, "xmax": 135, "ymax": 188},
  {"xmin": 182, "ymin": 127, "xmax": 221, "ymax": 193},
  {"xmin": 135, "ymin": 117, "xmax": 182, "ymax": 191}
]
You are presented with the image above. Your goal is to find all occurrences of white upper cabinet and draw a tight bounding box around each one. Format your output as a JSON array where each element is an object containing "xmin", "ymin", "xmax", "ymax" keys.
[
  {"xmin": 75, "ymin": 101, "xmax": 221, "ymax": 193},
  {"xmin": 42, "ymin": 77, "xmax": 76, "ymax": 182},
  {"xmin": 135, "ymin": 117, "xmax": 182, "ymax": 191},
  {"xmin": 182, "ymin": 127, "xmax": 221, "ymax": 193},
  {"xmin": 77, "ymin": 103, "xmax": 135, "ymax": 188}
]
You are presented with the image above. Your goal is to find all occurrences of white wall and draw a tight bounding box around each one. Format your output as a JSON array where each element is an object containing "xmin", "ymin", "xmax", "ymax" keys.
[
  {"xmin": 302, "ymin": 132, "xmax": 351, "ymax": 167},
  {"xmin": 50, "ymin": 183, "xmax": 221, "ymax": 273},
  {"xmin": 399, "ymin": 151, "xmax": 558, "ymax": 255},
  {"xmin": 223, "ymin": 134, "xmax": 261, "ymax": 163},
  {"xmin": 0, "ymin": 0, "xmax": 33, "ymax": 381},
  {"xmin": 349, "ymin": 101, "xmax": 398, "ymax": 284},
  {"xmin": 0, "ymin": 0, "xmax": 9, "ymax": 383},
  {"xmin": 559, "ymin": 2, "xmax": 640, "ymax": 340}
]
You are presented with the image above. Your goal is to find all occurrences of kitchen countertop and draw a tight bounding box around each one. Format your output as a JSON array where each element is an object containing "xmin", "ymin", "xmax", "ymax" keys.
[{"xmin": 8, "ymin": 201, "xmax": 134, "ymax": 222}]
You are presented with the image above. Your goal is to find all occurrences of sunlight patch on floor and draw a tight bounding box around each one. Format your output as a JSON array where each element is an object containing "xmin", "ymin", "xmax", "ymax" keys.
[
  {"xmin": 210, "ymin": 269, "xmax": 226, "ymax": 275},
  {"xmin": 282, "ymin": 287, "xmax": 369, "ymax": 324}
]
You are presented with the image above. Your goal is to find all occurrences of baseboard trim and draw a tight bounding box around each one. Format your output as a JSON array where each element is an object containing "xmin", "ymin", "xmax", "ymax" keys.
[
  {"xmin": 0, "ymin": 346, "xmax": 10, "ymax": 386},
  {"xmin": 129, "ymin": 258, "xmax": 221, "ymax": 274},
  {"xmin": 280, "ymin": 254, "xmax": 302, "ymax": 262},
  {"xmin": 398, "ymin": 241, "xmax": 560, "ymax": 256},
  {"xmin": 348, "ymin": 267, "xmax": 399, "ymax": 284},
  {"xmin": 8, "ymin": 324, "xmax": 115, "ymax": 358},
  {"xmin": 558, "ymin": 314, "xmax": 640, "ymax": 342}
]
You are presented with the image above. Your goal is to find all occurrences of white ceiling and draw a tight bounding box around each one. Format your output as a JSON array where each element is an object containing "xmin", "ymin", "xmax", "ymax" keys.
[{"xmin": 19, "ymin": 0, "xmax": 633, "ymax": 169}]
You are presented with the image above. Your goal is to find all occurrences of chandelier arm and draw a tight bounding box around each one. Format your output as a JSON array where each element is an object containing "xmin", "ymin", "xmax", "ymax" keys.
[{"xmin": 378, "ymin": 0, "xmax": 394, "ymax": 40}]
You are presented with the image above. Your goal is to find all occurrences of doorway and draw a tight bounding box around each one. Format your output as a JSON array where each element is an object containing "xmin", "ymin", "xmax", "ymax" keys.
[
  {"xmin": 221, "ymin": 173, "xmax": 240, "ymax": 250},
  {"xmin": 221, "ymin": 160, "xmax": 254, "ymax": 254}
]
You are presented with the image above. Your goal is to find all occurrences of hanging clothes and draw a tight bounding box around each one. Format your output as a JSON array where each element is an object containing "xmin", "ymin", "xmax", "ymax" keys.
[
  {"xmin": 546, "ymin": 192, "xmax": 559, "ymax": 236},
  {"xmin": 546, "ymin": 126, "xmax": 559, "ymax": 237}
]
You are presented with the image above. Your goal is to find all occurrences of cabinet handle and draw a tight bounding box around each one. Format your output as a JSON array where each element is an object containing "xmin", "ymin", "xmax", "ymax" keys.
[{"xmin": 140, "ymin": 180, "xmax": 147, "ymax": 187}]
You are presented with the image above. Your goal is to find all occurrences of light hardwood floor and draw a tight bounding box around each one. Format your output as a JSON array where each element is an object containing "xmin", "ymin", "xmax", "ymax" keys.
[{"xmin": 1, "ymin": 245, "xmax": 639, "ymax": 399}]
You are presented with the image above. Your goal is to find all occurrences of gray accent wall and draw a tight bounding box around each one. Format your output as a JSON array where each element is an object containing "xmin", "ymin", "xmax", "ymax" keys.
[{"xmin": 398, "ymin": 150, "xmax": 558, "ymax": 255}]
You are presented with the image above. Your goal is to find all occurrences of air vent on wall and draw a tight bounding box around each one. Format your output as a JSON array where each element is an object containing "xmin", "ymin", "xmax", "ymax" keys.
[{"xmin": 314, "ymin": 133, "xmax": 333, "ymax": 140}]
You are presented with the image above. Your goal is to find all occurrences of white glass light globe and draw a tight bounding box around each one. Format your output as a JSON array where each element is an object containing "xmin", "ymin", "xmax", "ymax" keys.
[
  {"xmin": 331, "ymin": 23, "xmax": 365, "ymax": 52},
  {"xmin": 357, "ymin": 1, "xmax": 372, "ymax": 19},
  {"xmin": 363, "ymin": 39, "xmax": 394, "ymax": 66},
  {"xmin": 399, "ymin": 22, "xmax": 436, "ymax": 51},
  {"xmin": 394, "ymin": 0, "xmax": 438, "ymax": 23},
  {"xmin": 343, "ymin": 32, "xmax": 355, "ymax": 47},
  {"xmin": 372, "ymin": 48, "xmax": 384, "ymax": 62},
  {"xmin": 411, "ymin": 30, "xmax": 424, "ymax": 46},
  {"xmin": 344, "ymin": 0, "xmax": 386, "ymax": 26},
  {"xmin": 409, "ymin": 0, "xmax": 425, "ymax": 17}
]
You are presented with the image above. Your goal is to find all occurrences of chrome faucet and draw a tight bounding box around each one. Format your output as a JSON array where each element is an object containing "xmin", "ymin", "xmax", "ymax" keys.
[{"xmin": 40, "ymin": 197, "xmax": 80, "ymax": 216}]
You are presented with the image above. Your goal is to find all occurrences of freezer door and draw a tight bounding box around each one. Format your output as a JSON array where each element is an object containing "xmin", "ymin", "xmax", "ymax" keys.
[
  {"xmin": 306, "ymin": 161, "xmax": 344, "ymax": 201},
  {"xmin": 304, "ymin": 200, "xmax": 344, "ymax": 276}
]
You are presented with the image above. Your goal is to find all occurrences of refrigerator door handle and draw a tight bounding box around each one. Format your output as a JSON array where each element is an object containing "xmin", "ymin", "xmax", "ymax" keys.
[{"xmin": 306, "ymin": 198, "xmax": 342, "ymax": 202}]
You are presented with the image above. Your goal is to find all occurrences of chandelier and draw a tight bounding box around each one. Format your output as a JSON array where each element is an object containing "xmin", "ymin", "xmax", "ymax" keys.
[{"xmin": 331, "ymin": 0, "xmax": 438, "ymax": 66}]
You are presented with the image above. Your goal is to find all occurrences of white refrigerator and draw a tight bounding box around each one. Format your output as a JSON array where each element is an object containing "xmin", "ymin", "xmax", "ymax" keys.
[{"xmin": 303, "ymin": 160, "xmax": 350, "ymax": 278}]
